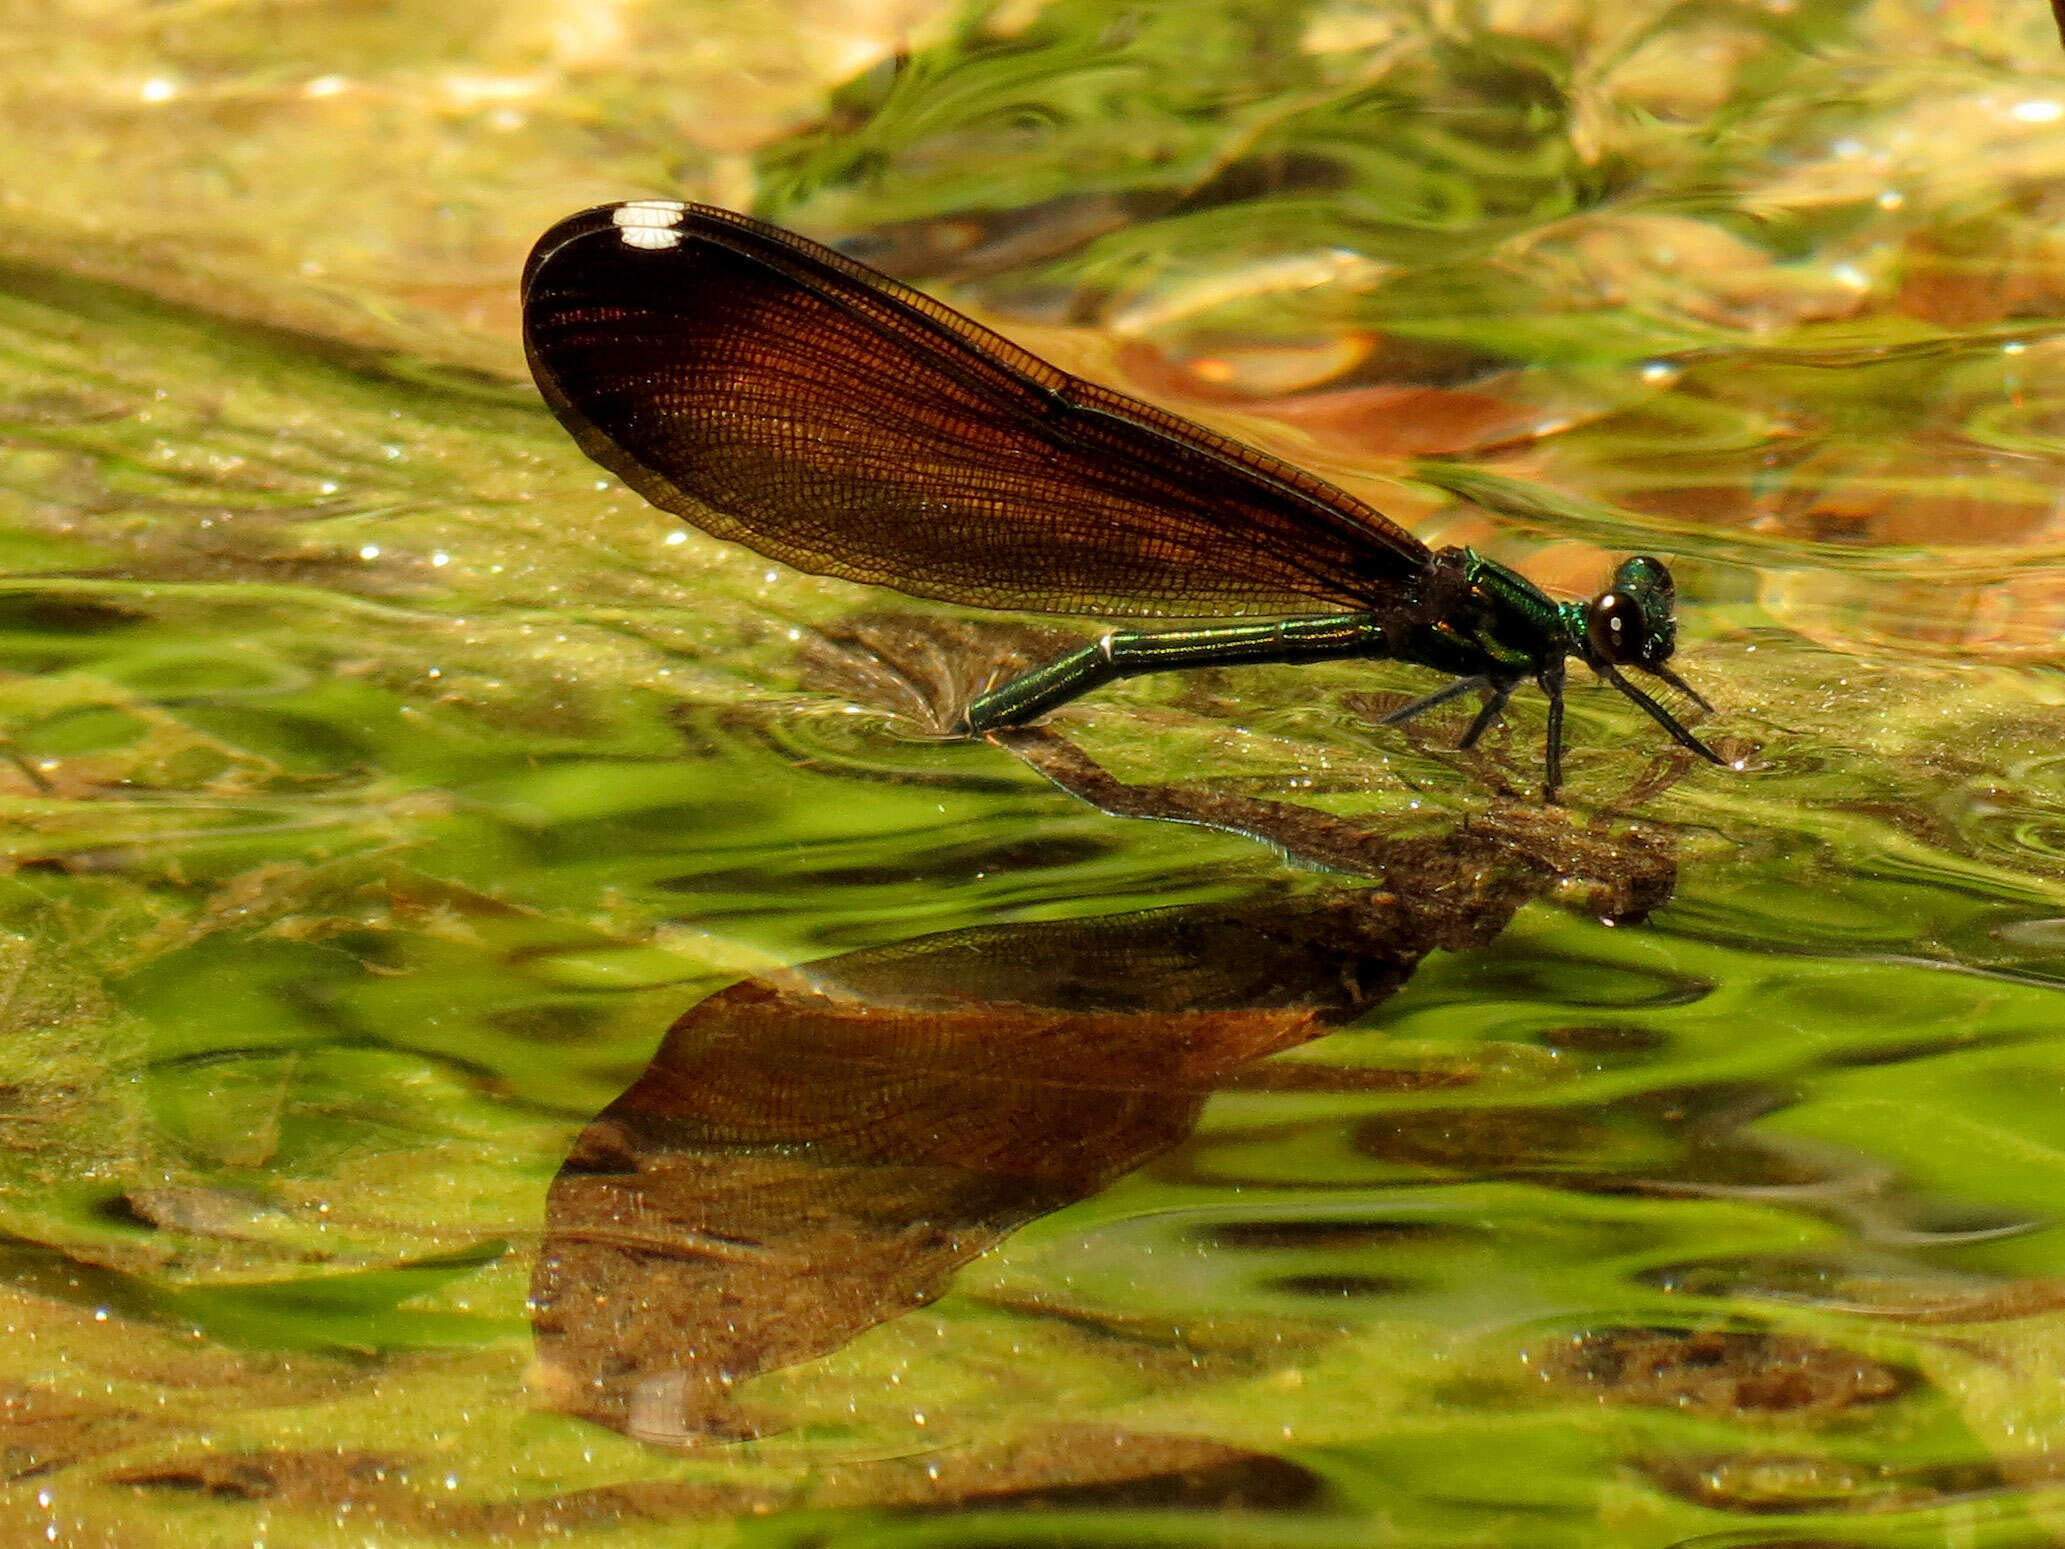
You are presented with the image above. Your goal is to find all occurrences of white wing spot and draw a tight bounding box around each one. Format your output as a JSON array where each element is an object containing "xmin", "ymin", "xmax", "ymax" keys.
[{"xmin": 613, "ymin": 201, "xmax": 688, "ymax": 250}]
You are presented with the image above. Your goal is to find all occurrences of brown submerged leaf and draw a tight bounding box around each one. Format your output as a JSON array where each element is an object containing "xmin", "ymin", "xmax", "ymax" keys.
[{"xmin": 1535, "ymin": 1328, "xmax": 1904, "ymax": 1419}]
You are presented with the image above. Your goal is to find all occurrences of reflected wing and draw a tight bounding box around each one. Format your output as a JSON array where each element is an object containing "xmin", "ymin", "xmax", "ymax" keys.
[{"xmin": 522, "ymin": 202, "xmax": 1431, "ymax": 618}]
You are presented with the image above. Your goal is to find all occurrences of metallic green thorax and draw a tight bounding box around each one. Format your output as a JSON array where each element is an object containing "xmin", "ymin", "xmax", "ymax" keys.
[{"xmin": 1386, "ymin": 549, "xmax": 1575, "ymax": 682}]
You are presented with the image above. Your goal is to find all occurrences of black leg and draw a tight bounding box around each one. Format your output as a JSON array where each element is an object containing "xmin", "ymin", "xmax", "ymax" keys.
[
  {"xmin": 1597, "ymin": 663, "xmax": 1720, "ymax": 763},
  {"xmin": 1539, "ymin": 659, "xmax": 1566, "ymax": 802},
  {"xmin": 1378, "ymin": 675, "xmax": 1489, "ymax": 727},
  {"xmin": 1641, "ymin": 660, "xmax": 1713, "ymax": 714},
  {"xmin": 1457, "ymin": 683, "xmax": 1513, "ymax": 750}
]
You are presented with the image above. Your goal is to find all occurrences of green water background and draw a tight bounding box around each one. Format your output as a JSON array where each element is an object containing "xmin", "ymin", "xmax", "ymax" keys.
[{"xmin": 7, "ymin": 0, "xmax": 2065, "ymax": 1542}]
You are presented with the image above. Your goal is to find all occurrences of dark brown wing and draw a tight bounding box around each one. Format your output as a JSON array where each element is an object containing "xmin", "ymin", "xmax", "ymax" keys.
[{"xmin": 521, "ymin": 201, "xmax": 1431, "ymax": 618}]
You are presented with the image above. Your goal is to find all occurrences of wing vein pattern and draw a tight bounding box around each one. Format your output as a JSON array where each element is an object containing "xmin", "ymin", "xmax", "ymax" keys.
[{"xmin": 522, "ymin": 203, "xmax": 1433, "ymax": 618}]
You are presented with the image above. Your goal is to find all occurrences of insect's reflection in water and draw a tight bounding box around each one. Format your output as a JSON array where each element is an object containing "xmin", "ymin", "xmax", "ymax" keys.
[{"xmin": 531, "ymin": 621, "xmax": 1684, "ymax": 1456}]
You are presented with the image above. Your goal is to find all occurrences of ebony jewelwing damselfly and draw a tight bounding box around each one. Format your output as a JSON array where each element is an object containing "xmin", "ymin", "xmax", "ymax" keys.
[{"xmin": 521, "ymin": 200, "xmax": 1720, "ymax": 800}]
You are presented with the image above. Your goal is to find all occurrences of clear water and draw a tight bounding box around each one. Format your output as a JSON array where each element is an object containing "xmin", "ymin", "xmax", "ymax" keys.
[{"xmin": 5, "ymin": 1, "xmax": 2065, "ymax": 1544}]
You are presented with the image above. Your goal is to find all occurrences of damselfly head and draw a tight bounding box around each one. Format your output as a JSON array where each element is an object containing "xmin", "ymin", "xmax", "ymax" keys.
[
  {"xmin": 1582, "ymin": 555, "xmax": 1678, "ymax": 669},
  {"xmin": 1576, "ymin": 554, "xmax": 1718, "ymax": 763}
]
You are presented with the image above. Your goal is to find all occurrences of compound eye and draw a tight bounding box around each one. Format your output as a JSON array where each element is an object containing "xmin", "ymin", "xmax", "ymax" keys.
[{"xmin": 1586, "ymin": 590, "xmax": 1651, "ymax": 665}]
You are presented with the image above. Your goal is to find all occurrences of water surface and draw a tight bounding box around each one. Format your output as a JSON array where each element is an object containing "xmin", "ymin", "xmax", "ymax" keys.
[{"xmin": 5, "ymin": 1, "xmax": 2065, "ymax": 1544}]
